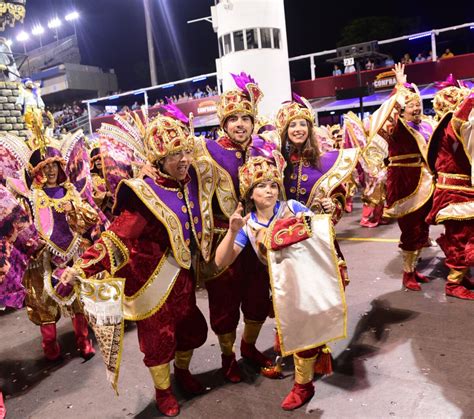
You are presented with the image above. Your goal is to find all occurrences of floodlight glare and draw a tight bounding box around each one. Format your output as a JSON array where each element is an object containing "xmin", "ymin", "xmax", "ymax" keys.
[
  {"xmin": 31, "ymin": 25, "xmax": 45, "ymax": 36},
  {"xmin": 65, "ymin": 11, "xmax": 80, "ymax": 21},
  {"xmin": 5, "ymin": 39, "xmax": 13, "ymax": 47},
  {"xmin": 16, "ymin": 31, "xmax": 29, "ymax": 42},
  {"xmin": 48, "ymin": 17, "xmax": 62, "ymax": 29}
]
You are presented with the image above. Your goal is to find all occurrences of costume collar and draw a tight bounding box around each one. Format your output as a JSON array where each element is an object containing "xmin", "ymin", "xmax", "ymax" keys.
[
  {"xmin": 154, "ymin": 168, "xmax": 191, "ymax": 190},
  {"xmin": 218, "ymin": 135, "xmax": 248, "ymax": 151}
]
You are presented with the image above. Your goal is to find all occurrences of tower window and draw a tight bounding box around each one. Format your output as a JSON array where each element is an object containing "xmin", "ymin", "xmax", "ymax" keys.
[
  {"xmin": 272, "ymin": 28, "xmax": 280, "ymax": 49},
  {"xmin": 234, "ymin": 30, "xmax": 244, "ymax": 52},
  {"xmin": 223, "ymin": 33, "xmax": 232, "ymax": 54},
  {"xmin": 246, "ymin": 28, "xmax": 258, "ymax": 49},
  {"xmin": 260, "ymin": 28, "xmax": 272, "ymax": 48}
]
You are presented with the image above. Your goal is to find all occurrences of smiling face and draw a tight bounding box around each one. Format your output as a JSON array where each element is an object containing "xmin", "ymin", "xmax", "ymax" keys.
[
  {"xmin": 161, "ymin": 149, "xmax": 193, "ymax": 181},
  {"xmin": 403, "ymin": 99, "xmax": 422, "ymax": 124},
  {"xmin": 43, "ymin": 162, "xmax": 59, "ymax": 187},
  {"xmin": 94, "ymin": 159, "xmax": 103, "ymax": 171},
  {"xmin": 287, "ymin": 118, "xmax": 309, "ymax": 147},
  {"xmin": 224, "ymin": 112, "xmax": 254, "ymax": 145},
  {"xmin": 250, "ymin": 180, "xmax": 279, "ymax": 212}
]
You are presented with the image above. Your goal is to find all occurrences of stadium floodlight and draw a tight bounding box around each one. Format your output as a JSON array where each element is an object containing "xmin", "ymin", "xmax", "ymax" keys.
[
  {"xmin": 65, "ymin": 11, "xmax": 80, "ymax": 21},
  {"xmin": 32, "ymin": 25, "xmax": 45, "ymax": 48},
  {"xmin": 16, "ymin": 31, "xmax": 29, "ymax": 42},
  {"xmin": 48, "ymin": 17, "xmax": 62, "ymax": 44},
  {"xmin": 65, "ymin": 11, "xmax": 79, "ymax": 37},
  {"xmin": 48, "ymin": 17, "xmax": 62, "ymax": 29},
  {"xmin": 16, "ymin": 31, "xmax": 29, "ymax": 54},
  {"xmin": 31, "ymin": 25, "xmax": 45, "ymax": 36}
]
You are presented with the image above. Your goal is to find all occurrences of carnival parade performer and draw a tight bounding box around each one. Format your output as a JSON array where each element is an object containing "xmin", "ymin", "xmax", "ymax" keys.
[
  {"xmin": 275, "ymin": 94, "xmax": 358, "ymax": 225},
  {"xmin": 89, "ymin": 144, "xmax": 113, "ymax": 219},
  {"xmin": 214, "ymin": 141, "xmax": 347, "ymax": 410},
  {"xmin": 0, "ymin": 183, "xmax": 44, "ymax": 419},
  {"xmin": 425, "ymin": 78, "xmax": 473, "ymax": 299},
  {"xmin": 60, "ymin": 107, "xmax": 216, "ymax": 417},
  {"xmin": 363, "ymin": 63, "xmax": 436, "ymax": 291},
  {"xmin": 343, "ymin": 111, "xmax": 388, "ymax": 228},
  {"xmin": 194, "ymin": 72, "xmax": 274, "ymax": 383},
  {"xmin": 3, "ymin": 133, "xmax": 99, "ymax": 361}
]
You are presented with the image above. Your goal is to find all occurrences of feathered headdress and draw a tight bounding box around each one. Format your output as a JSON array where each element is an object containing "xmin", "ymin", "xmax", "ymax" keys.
[{"xmin": 217, "ymin": 72, "xmax": 263, "ymax": 127}]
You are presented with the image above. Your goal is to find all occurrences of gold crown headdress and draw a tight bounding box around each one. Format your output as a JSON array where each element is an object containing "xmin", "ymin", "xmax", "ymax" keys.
[
  {"xmin": 238, "ymin": 137, "xmax": 286, "ymax": 200},
  {"xmin": 145, "ymin": 112, "xmax": 194, "ymax": 164},
  {"xmin": 275, "ymin": 93, "xmax": 315, "ymax": 136},
  {"xmin": 432, "ymin": 75, "xmax": 471, "ymax": 119},
  {"xmin": 217, "ymin": 72, "xmax": 263, "ymax": 127},
  {"xmin": 398, "ymin": 83, "xmax": 421, "ymax": 106}
]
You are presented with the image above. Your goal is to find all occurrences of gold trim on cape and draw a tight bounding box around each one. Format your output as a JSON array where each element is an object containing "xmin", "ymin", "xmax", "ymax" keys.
[
  {"xmin": 266, "ymin": 214, "xmax": 347, "ymax": 356},
  {"xmin": 122, "ymin": 251, "xmax": 182, "ymax": 321},
  {"xmin": 118, "ymin": 178, "xmax": 192, "ymax": 269},
  {"xmin": 195, "ymin": 138, "xmax": 239, "ymax": 218},
  {"xmin": 435, "ymin": 200, "xmax": 474, "ymax": 223},
  {"xmin": 189, "ymin": 158, "xmax": 216, "ymax": 262},
  {"xmin": 307, "ymin": 148, "xmax": 359, "ymax": 208},
  {"xmin": 383, "ymin": 166, "xmax": 434, "ymax": 218}
]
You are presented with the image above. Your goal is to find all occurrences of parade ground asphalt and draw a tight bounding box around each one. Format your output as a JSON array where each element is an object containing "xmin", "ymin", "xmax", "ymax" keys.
[{"xmin": 1, "ymin": 196, "xmax": 473, "ymax": 419}]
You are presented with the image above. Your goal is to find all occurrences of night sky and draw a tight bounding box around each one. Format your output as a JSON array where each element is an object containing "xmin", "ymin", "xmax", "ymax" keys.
[{"xmin": 3, "ymin": 1, "xmax": 473, "ymax": 91}]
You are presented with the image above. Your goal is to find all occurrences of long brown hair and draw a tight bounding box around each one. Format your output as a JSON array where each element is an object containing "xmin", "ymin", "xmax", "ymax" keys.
[{"xmin": 281, "ymin": 121, "xmax": 321, "ymax": 170}]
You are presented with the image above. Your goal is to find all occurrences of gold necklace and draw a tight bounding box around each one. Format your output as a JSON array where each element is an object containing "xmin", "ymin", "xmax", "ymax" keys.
[{"xmin": 36, "ymin": 186, "xmax": 75, "ymax": 213}]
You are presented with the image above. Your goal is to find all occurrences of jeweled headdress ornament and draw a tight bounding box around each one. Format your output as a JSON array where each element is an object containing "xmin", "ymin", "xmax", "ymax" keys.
[
  {"xmin": 239, "ymin": 136, "xmax": 286, "ymax": 200},
  {"xmin": 398, "ymin": 82, "xmax": 421, "ymax": 107},
  {"xmin": 432, "ymin": 74, "xmax": 471, "ymax": 119},
  {"xmin": 144, "ymin": 100, "xmax": 195, "ymax": 164},
  {"xmin": 217, "ymin": 72, "xmax": 263, "ymax": 127},
  {"xmin": 275, "ymin": 93, "xmax": 315, "ymax": 136}
]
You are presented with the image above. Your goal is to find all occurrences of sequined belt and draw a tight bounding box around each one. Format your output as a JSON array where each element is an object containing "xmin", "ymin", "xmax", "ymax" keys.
[
  {"xmin": 388, "ymin": 153, "xmax": 423, "ymax": 167},
  {"xmin": 437, "ymin": 172, "xmax": 473, "ymax": 190}
]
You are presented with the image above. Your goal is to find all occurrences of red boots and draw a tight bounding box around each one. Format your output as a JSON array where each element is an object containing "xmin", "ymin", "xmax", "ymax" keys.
[
  {"xmin": 173, "ymin": 365, "xmax": 205, "ymax": 395},
  {"xmin": 72, "ymin": 314, "xmax": 95, "ymax": 360},
  {"xmin": 445, "ymin": 283, "xmax": 474, "ymax": 300},
  {"xmin": 155, "ymin": 387, "xmax": 179, "ymax": 417},
  {"xmin": 40, "ymin": 315, "xmax": 94, "ymax": 361},
  {"xmin": 281, "ymin": 381, "xmax": 315, "ymax": 410},
  {"xmin": 240, "ymin": 339, "xmax": 273, "ymax": 368},
  {"xmin": 402, "ymin": 272, "xmax": 421, "ymax": 291},
  {"xmin": 221, "ymin": 353, "xmax": 242, "ymax": 383},
  {"xmin": 40, "ymin": 323, "xmax": 61, "ymax": 361}
]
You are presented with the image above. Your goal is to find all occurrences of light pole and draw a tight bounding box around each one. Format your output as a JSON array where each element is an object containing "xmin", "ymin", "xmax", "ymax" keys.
[
  {"xmin": 16, "ymin": 31, "xmax": 29, "ymax": 54},
  {"xmin": 142, "ymin": 0, "xmax": 158, "ymax": 86},
  {"xmin": 31, "ymin": 24, "xmax": 44, "ymax": 48},
  {"xmin": 65, "ymin": 11, "xmax": 79, "ymax": 38},
  {"xmin": 48, "ymin": 17, "xmax": 62, "ymax": 44}
]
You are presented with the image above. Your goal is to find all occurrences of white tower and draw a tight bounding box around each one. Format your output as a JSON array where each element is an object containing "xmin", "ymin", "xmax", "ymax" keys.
[{"xmin": 211, "ymin": 0, "xmax": 291, "ymax": 118}]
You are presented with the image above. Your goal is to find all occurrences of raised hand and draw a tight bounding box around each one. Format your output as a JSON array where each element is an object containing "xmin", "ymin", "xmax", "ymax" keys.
[
  {"xmin": 391, "ymin": 62, "xmax": 407, "ymax": 85},
  {"xmin": 138, "ymin": 162, "xmax": 159, "ymax": 179},
  {"xmin": 229, "ymin": 202, "xmax": 250, "ymax": 233},
  {"xmin": 321, "ymin": 197, "xmax": 336, "ymax": 214},
  {"xmin": 60, "ymin": 267, "xmax": 79, "ymax": 285}
]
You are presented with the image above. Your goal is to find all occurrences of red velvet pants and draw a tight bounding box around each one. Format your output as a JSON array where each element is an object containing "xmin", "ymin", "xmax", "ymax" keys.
[
  {"xmin": 397, "ymin": 200, "xmax": 432, "ymax": 251},
  {"xmin": 205, "ymin": 245, "xmax": 271, "ymax": 335},
  {"xmin": 136, "ymin": 269, "xmax": 207, "ymax": 367},
  {"xmin": 437, "ymin": 219, "xmax": 474, "ymax": 270}
]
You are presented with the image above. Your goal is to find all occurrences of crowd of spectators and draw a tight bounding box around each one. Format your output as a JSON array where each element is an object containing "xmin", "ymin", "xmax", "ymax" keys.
[
  {"xmin": 332, "ymin": 48, "xmax": 456, "ymax": 76},
  {"xmin": 45, "ymin": 101, "xmax": 87, "ymax": 133},
  {"xmin": 95, "ymin": 85, "xmax": 219, "ymax": 117},
  {"xmin": 153, "ymin": 84, "xmax": 219, "ymax": 105}
]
